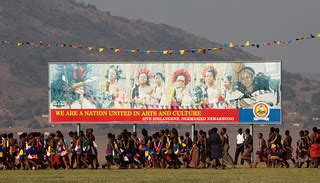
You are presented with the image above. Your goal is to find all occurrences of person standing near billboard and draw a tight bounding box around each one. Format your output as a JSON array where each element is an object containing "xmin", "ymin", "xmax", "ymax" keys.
[{"xmin": 234, "ymin": 128, "xmax": 245, "ymax": 165}]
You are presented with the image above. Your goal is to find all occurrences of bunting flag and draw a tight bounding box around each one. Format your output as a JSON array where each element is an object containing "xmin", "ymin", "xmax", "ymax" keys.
[
  {"xmin": 98, "ymin": 48, "xmax": 105, "ymax": 53},
  {"xmin": 1, "ymin": 32, "xmax": 319, "ymax": 56},
  {"xmin": 88, "ymin": 46, "xmax": 94, "ymax": 52},
  {"xmin": 179, "ymin": 50, "xmax": 185, "ymax": 55}
]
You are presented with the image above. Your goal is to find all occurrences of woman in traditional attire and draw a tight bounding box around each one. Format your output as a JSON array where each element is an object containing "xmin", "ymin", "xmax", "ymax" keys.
[
  {"xmin": 309, "ymin": 127, "xmax": 320, "ymax": 168},
  {"xmin": 55, "ymin": 130, "xmax": 70, "ymax": 169},
  {"xmin": 220, "ymin": 128, "xmax": 235, "ymax": 168},
  {"xmin": 50, "ymin": 64, "xmax": 97, "ymax": 109},
  {"xmin": 67, "ymin": 64, "xmax": 97, "ymax": 109},
  {"xmin": 150, "ymin": 72, "xmax": 167, "ymax": 108},
  {"xmin": 203, "ymin": 66, "xmax": 223, "ymax": 108},
  {"xmin": 283, "ymin": 130, "xmax": 295, "ymax": 167},
  {"xmin": 189, "ymin": 130, "xmax": 200, "ymax": 168},
  {"xmin": 222, "ymin": 75, "xmax": 237, "ymax": 108},
  {"xmin": 99, "ymin": 65, "xmax": 123, "ymax": 109},
  {"xmin": 234, "ymin": 66, "xmax": 278, "ymax": 108},
  {"xmin": 208, "ymin": 128, "xmax": 223, "ymax": 168},
  {"xmin": 168, "ymin": 69, "xmax": 192, "ymax": 108},
  {"xmin": 132, "ymin": 68, "xmax": 153, "ymax": 109},
  {"xmin": 296, "ymin": 130, "xmax": 309, "ymax": 168},
  {"xmin": 242, "ymin": 128, "xmax": 253, "ymax": 167},
  {"xmin": 253, "ymin": 133, "xmax": 267, "ymax": 168}
]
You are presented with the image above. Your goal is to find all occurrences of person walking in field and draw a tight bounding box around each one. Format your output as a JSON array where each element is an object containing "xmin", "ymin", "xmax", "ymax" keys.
[
  {"xmin": 253, "ymin": 133, "xmax": 267, "ymax": 168},
  {"xmin": 242, "ymin": 129, "xmax": 253, "ymax": 168},
  {"xmin": 234, "ymin": 128, "xmax": 245, "ymax": 165}
]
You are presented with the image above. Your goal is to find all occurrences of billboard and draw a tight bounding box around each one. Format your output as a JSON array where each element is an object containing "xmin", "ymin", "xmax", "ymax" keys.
[{"xmin": 49, "ymin": 61, "xmax": 281, "ymax": 124}]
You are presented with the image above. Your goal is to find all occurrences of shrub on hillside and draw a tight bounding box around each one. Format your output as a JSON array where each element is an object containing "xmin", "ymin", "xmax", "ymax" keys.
[
  {"xmin": 28, "ymin": 119, "xmax": 42, "ymax": 129},
  {"xmin": 1, "ymin": 120, "xmax": 13, "ymax": 128},
  {"xmin": 296, "ymin": 101, "xmax": 311, "ymax": 115},
  {"xmin": 301, "ymin": 86, "xmax": 311, "ymax": 91},
  {"xmin": 311, "ymin": 91, "xmax": 320, "ymax": 105},
  {"xmin": 282, "ymin": 85, "xmax": 296, "ymax": 100}
]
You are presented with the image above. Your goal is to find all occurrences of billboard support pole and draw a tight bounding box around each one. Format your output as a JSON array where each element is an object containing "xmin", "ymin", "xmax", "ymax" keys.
[
  {"xmin": 250, "ymin": 124, "xmax": 254, "ymax": 162},
  {"xmin": 77, "ymin": 123, "xmax": 81, "ymax": 135},
  {"xmin": 133, "ymin": 124, "xmax": 137, "ymax": 133},
  {"xmin": 191, "ymin": 124, "xmax": 195, "ymax": 141}
]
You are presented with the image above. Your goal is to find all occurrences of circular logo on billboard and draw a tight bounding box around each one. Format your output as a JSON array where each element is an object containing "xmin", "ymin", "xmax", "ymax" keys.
[{"xmin": 253, "ymin": 102, "xmax": 270, "ymax": 121}]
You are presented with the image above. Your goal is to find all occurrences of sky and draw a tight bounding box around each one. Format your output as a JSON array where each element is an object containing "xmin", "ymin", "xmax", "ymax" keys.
[{"xmin": 87, "ymin": 0, "xmax": 320, "ymax": 74}]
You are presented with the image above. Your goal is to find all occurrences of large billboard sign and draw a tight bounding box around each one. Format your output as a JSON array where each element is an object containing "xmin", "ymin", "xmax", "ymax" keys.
[{"xmin": 49, "ymin": 61, "xmax": 281, "ymax": 124}]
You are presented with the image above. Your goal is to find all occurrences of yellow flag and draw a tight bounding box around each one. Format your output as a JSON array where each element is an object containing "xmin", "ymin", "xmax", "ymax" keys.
[
  {"xmin": 17, "ymin": 42, "xmax": 23, "ymax": 47},
  {"xmin": 213, "ymin": 47, "xmax": 222, "ymax": 51},
  {"xmin": 317, "ymin": 33, "xmax": 320, "ymax": 38},
  {"xmin": 245, "ymin": 41, "xmax": 251, "ymax": 46},
  {"xmin": 88, "ymin": 47, "xmax": 93, "ymax": 52},
  {"xmin": 229, "ymin": 42, "xmax": 234, "ymax": 48},
  {"xmin": 98, "ymin": 48, "xmax": 105, "ymax": 53},
  {"xmin": 179, "ymin": 50, "xmax": 185, "ymax": 55},
  {"xmin": 163, "ymin": 50, "xmax": 169, "ymax": 55}
]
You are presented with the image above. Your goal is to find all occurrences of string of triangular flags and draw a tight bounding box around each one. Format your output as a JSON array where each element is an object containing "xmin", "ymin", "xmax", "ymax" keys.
[{"xmin": 1, "ymin": 33, "xmax": 319, "ymax": 55}]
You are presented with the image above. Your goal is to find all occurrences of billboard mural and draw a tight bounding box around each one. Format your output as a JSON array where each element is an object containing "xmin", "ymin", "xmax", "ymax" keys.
[{"xmin": 49, "ymin": 61, "xmax": 281, "ymax": 124}]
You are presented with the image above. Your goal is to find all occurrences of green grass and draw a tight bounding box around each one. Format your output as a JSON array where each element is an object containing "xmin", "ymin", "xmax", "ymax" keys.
[{"xmin": 0, "ymin": 167, "xmax": 319, "ymax": 183}]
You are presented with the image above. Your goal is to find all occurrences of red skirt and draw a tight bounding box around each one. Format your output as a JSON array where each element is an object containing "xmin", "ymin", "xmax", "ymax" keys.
[{"xmin": 310, "ymin": 144, "xmax": 320, "ymax": 158}]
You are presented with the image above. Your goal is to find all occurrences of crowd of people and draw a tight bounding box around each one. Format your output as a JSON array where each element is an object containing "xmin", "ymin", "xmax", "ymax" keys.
[{"xmin": 0, "ymin": 127, "xmax": 319, "ymax": 170}]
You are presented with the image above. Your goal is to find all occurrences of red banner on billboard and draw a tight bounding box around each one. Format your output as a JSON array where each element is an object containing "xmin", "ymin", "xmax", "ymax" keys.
[{"xmin": 50, "ymin": 109, "xmax": 239, "ymax": 123}]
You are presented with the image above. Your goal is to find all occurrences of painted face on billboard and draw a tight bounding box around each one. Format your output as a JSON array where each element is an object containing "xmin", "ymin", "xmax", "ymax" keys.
[
  {"xmin": 108, "ymin": 69, "xmax": 117, "ymax": 81},
  {"xmin": 241, "ymin": 71, "xmax": 254, "ymax": 88},
  {"xmin": 205, "ymin": 71, "xmax": 215, "ymax": 86},
  {"xmin": 155, "ymin": 75, "xmax": 162, "ymax": 85},
  {"xmin": 75, "ymin": 86, "xmax": 85, "ymax": 95},
  {"xmin": 223, "ymin": 81, "xmax": 231, "ymax": 90},
  {"xmin": 223, "ymin": 76, "xmax": 232, "ymax": 90},
  {"xmin": 139, "ymin": 73, "xmax": 148, "ymax": 85},
  {"xmin": 176, "ymin": 75, "xmax": 186, "ymax": 88}
]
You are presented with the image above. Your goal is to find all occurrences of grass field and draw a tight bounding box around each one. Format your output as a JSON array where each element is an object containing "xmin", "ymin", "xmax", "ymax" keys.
[{"xmin": 0, "ymin": 167, "xmax": 319, "ymax": 183}]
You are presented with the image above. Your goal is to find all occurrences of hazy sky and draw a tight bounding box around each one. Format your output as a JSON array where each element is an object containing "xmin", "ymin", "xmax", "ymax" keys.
[{"xmin": 88, "ymin": 0, "xmax": 320, "ymax": 74}]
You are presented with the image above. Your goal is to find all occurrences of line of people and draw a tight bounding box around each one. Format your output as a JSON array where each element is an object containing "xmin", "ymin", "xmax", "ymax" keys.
[
  {"xmin": 0, "ymin": 127, "xmax": 319, "ymax": 170},
  {"xmin": 0, "ymin": 129, "xmax": 99, "ymax": 170}
]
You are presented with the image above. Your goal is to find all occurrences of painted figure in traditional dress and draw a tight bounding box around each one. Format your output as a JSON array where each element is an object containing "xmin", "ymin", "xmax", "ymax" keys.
[
  {"xmin": 150, "ymin": 72, "xmax": 167, "ymax": 107},
  {"xmin": 98, "ymin": 65, "xmax": 123, "ymax": 109},
  {"xmin": 132, "ymin": 68, "xmax": 153, "ymax": 108},
  {"xmin": 168, "ymin": 69, "xmax": 192, "ymax": 107},
  {"xmin": 203, "ymin": 65, "xmax": 222, "ymax": 108}
]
